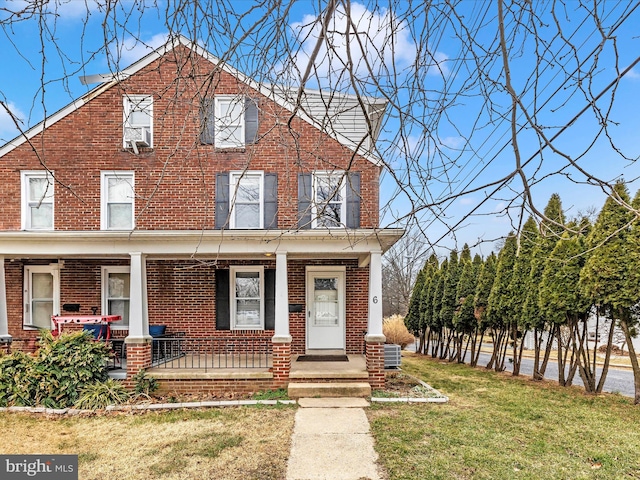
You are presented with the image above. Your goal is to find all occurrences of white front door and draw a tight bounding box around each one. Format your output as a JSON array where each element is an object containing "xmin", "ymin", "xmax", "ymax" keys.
[{"xmin": 306, "ymin": 267, "xmax": 346, "ymax": 350}]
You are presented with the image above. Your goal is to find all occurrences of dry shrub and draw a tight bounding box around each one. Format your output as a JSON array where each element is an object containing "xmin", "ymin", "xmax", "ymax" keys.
[{"xmin": 383, "ymin": 315, "xmax": 415, "ymax": 349}]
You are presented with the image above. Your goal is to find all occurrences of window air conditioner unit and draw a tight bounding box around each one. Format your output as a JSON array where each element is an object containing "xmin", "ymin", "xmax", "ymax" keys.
[{"xmin": 125, "ymin": 127, "xmax": 151, "ymax": 147}]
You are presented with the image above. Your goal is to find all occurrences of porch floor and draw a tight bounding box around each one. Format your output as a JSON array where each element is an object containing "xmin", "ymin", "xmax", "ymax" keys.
[{"xmin": 290, "ymin": 354, "xmax": 368, "ymax": 380}]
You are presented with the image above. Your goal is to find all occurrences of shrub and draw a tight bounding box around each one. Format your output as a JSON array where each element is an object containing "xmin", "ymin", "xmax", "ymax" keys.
[
  {"xmin": 75, "ymin": 379, "xmax": 130, "ymax": 409},
  {"xmin": 0, "ymin": 351, "xmax": 37, "ymax": 407},
  {"xmin": 132, "ymin": 369, "xmax": 159, "ymax": 396},
  {"xmin": 383, "ymin": 315, "xmax": 415, "ymax": 349},
  {"xmin": 32, "ymin": 331, "xmax": 111, "ymax": 408}
]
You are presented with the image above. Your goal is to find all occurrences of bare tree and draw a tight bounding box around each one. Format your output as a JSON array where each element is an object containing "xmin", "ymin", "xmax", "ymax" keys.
[{"xmin": 1, "ymin": 0, "xmax": 640, "ymax": 248}]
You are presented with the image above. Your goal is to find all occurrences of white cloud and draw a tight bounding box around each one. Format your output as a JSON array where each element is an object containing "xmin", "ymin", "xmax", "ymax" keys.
[
  {"xmin": 626, "ymin": 68, "xmax": 640, "ymax": 80},
  {"xmin": 440, "ymin": 136, "xmax": 464, "ymax": 150},
  {"xmin": 0, "ymin": 0, "xmax": 103, "ymax": 20},
  {"xmin": 113, "ymin": 33, "xmax": 168, "ymax": 67},
  {"xmin": 458, "ymin": 196, "xmax": 476, "ymax": 206},
  {"xmin": 286, "ymin": 3, "xmax": 444, "ymax": 87},
  {"xmin": 0, "ymin": 101, "xmax": 26, "ymax": 142}
]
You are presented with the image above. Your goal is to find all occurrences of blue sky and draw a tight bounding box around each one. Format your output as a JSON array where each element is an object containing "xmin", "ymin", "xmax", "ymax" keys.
[{"xmin": 1, "ymin": 1, "xmax": 639, "ymax": 257}]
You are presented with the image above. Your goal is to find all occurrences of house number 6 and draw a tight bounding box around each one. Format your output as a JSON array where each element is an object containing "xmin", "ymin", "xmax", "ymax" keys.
[{"xmin": 373, "ymin": 296, "xmax": 378, "ymax": 304}]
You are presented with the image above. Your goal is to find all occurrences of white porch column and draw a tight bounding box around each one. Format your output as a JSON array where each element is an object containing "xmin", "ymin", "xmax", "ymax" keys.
[
  {"xmin": 0, "ymin": 256, "xmax": 11, "ymax": 343},
  {"xmin": 272, "ymin": 252, "xmax": 291, "ymax": 342},
  {"xmin": 126, "ymin": 252, "xmax": 150, "ymax": 341},
  {"xmin": 365, "ymin": 250, "xmax": 385, "ymax": 342}
]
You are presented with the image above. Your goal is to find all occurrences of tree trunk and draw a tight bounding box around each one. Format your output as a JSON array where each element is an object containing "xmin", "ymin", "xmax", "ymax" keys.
[
  {"xmin": 471, "ymin": 330, "xmax": 484, "ymax": 367},
  {"xmin": 619, "ymin": 318, "xmax": 640, "ymax": 405},
  {"xmin": 596, "ymin": 318, "xmax": 616, "ymax": 394}
]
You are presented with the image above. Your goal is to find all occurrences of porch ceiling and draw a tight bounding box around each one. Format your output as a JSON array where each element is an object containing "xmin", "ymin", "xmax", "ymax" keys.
[{"xmin": 0, "ymin": 228, "xmax": 404, "ymax": 258}]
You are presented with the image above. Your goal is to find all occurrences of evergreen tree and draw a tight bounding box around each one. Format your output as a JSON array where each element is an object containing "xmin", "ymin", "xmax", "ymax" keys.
[
  {"xmin": 540, "ymin": 222, "xmax": 591, "ymax": 387},
  {"xmin": 453, "ymin": 250, "xmax": 481, "ymax": 363},
  {"xmin": 523, "ymin": 194, "xmax": 565, "ymax": 379},
  {"xmin": 405, "ymin": 266, "xmax": 426, "ymax": 336},
  {"xmin": 486, "ymin": 233, "xmax": 517, "ymax": 371},
  {"xmin": 505, "ymin": 217, "xmax": 539, "ymax": 375},
  {"xmin": 581, "ymin": 182, "xmax": 639, "ymax": 403},
  {"xmin": 472, "ymin": 252, "xmax": 497, "ymax": 367}
]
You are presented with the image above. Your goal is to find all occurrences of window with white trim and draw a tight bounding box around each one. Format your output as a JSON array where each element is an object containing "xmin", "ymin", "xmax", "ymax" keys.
[
  {"xmin": 101, "ymin": 172, "xmax": 135, "ymax": 230},
  {"xmin": 230, "ymin": 266, "xmax": 264, "ymax": 330},
  {"xmin": 230, "ymin": 171, "xmax": 263, "ymax": 229},
  {"xmin": 312, "ymin": 171, "xmax": 346, "ymax": 228},
  {"xmin": 102, "ymin": 266, "xmax": 130, "ymax": 328},
  {"xmin": 123, "ymin": 96, "xmax": 153, "ymax": 149},
  {"xmin": 23, "ymin": 264, "xmax": 60, "ymax": 329},
  {"xmin": 21, "ymin": 171, "xmax": 54, "ymax": 230},
  {"xmin": 215, "ymin": 96, "xmax": 245, "ymax": 148}
]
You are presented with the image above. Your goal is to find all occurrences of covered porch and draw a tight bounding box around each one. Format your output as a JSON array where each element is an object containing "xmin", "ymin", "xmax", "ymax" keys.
[{"xmin": 0, "ymin": 229, "xmax": 403, "ymax": 393}]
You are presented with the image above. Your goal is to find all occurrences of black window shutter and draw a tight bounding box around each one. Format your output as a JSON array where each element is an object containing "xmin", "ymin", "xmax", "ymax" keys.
[
  {"xmin": 264, "ymin": 269, "xmax": 276, "ymax": 330},
  {"xmin": 346, "ymin": 172, "xmax": 361, "ymax": 228},
  {"xmin": 298, "ymin": 173, "xmax": 312, "ymax": 229},
  {"xmin": 245, "ymin": 98, "xmax": 259, "ymax": 144},
  {"xmin": 215, "ymin": 172, "xmax": 230, "ymax": 229},
  {"xmin": 200, "ymin": 98, "xmax": 215, "ymax": 144},
  {"xmin": 264, "ymin": 173, "xmax": 278, "ymax": 229},
  {"xmin": 216, "ymin": 269, "xmax": 230, "ymax": 331}
]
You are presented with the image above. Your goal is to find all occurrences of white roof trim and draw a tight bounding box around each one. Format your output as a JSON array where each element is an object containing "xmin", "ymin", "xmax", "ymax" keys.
[
  {"xmin": 0, "ymin": 228, "xmax": 404, "ymax": 257},
  {"xmin": 0, "ymin": 35, "xmax": 386, "ymax": 165}
]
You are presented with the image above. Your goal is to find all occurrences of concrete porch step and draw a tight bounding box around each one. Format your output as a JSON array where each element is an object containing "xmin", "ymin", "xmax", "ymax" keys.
[{"xmin": 288, "ymin": 382, "xmax": 372, "ymax": 399}]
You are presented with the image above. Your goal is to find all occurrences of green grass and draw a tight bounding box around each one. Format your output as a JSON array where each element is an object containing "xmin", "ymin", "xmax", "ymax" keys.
[{"xmin": 368, "ymin": 353, "xmax": 640, "ymax": 480}]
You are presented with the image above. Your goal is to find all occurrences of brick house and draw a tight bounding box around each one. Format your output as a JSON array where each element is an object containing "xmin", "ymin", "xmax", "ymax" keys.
[{"xmin": 0, "ymin": 35, "xmax": 402, "ymax": 395}]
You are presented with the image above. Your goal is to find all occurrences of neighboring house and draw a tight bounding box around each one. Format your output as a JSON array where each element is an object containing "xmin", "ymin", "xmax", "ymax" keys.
[{"xmin": 0, "ymin": 35, "xmax": 403, "ymax": 394}]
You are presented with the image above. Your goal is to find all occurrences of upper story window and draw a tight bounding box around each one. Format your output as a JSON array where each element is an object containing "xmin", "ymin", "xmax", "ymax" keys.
[
  {"xmin": 21, "ymin": 171, "xmax": 54, "ymax": 230},
  {"xmin": 123, "ymin": 96, "xmax": 153, "ymax": 150},
  {"xmin": 230, "ymin": 171, "xmax": 264, "ymax": 229},
  {"xmin": 101, "ymin": 172, "xmax": 135, "ymax": 230},
  {"xmin": 200, "ymin": 96, "xmax": 258, "ymax": 148},
  {"xmin": 312, "ymin": 171, "xmax": 346, "ymax": 228}
]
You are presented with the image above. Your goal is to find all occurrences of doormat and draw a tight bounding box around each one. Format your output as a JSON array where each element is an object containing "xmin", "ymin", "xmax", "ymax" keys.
[{"xmin": 297, "ymin": 355, "xmax": 349, "ymax": 362}]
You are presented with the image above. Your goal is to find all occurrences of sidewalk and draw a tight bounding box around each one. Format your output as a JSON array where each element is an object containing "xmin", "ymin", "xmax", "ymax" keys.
[{"xmin": 286, "ymin": 398, "xmax": 382, "ymax": 480}]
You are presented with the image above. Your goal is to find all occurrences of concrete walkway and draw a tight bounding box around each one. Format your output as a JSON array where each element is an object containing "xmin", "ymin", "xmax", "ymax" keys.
[{"xmin": 286, "ymin": 398, "xmax": 382, "ymax": 480}]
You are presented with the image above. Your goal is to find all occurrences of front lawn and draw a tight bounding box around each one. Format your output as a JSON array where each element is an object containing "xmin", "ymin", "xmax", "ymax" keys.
[
  {"xmin": 368, "ymin": 353, "xmax": 640, "ymax": 480},
  {"xmin": 0, "ymin": 406, "xmax": 295, "ymax": 480}
]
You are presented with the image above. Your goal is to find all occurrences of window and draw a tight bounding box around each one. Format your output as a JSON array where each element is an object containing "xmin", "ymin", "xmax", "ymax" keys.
[
  {"xmin": 123, "ymin": 96, "xmax": 153, "ymax": 149},
  {"xmin": 101, "ymin": 172, "xmax": 135, "ymax": 230},
  {"xmin": 200, "ymin": 96, "xmax": 258, "ymax": 147},
  {"xmin": 23, "ymin": 265, "xmax": 59, "ymax": 329},
  {"xmin": 230, "ymin": 266, "xmax": 264, "ymax": 330},
  {"xmin": 312, "ymin": 172, "xmax": 346, "ymax": 228},
  {"xmin": 102, "ymin": 267, "xmax": 130, "ymax": 328},
  {"xmin": 230, "ymin": 171, "xmax": 263, "ymax": 229},
  {"xmin": 21, "ymin": 171, "xmax": 54, "ymax": 230}
]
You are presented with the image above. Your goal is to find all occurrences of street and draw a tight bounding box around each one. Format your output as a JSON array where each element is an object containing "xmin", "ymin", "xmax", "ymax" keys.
[{"xmin": 407, "ymin": 345, "xmax": 635, "ymax": 398}]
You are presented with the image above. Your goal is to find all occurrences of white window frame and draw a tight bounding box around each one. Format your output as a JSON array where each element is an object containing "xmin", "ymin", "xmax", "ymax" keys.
[
  {"xmin": 23, "ymin": 264, "xmax": 60, "ymax": 330},
  {"xmin": 123, "ymin": 95, "xmax": 153, "ymax": 148},
  {"xmin": 229, "ymin": 171, "xmax": 264, "ymax": 229},
  {"xmin": 230, "ymin": 266, "xmax": 264, "ymax": 330},
  {"xmin": 101, "ymin": 171, "xmax": 135, "ymax": 230},
  {"xmin": 215, "ymin": 95, "xmax": 245, "ymax": 148},
  {"xmin": 101, "ymin": 266, "xmax": 130, "ymax": 329},
  {"xmin": 21, "ymin": 171, "xmax": 55, "ymax": 230},
  {"xmin": 312, "ymin": 171, "xmax": 346, "ymax": 229}
]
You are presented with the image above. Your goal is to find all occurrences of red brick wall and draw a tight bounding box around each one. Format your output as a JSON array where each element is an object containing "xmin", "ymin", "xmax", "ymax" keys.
[
  {"xmin": 5, "ymin": 258, "xmax": 369, "ymax": 354},
  {"xmin": 0, "ymin": 44, "xmax": 380, "ymax": 231}
]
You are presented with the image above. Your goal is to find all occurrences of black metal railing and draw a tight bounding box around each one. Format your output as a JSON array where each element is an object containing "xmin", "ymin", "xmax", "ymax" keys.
[{"xmin": 151, "ymin": 336, "xmax": 272, "ymax": 371}]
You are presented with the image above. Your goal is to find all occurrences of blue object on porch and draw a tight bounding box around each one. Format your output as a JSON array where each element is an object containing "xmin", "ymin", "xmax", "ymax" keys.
[
  {"xmin": 149, "ymin": 325, "xmax": 167, "ymax": 338},
  {"xmin": 83, "ymin": 324, "xmax": 108, "ymax": 340}
]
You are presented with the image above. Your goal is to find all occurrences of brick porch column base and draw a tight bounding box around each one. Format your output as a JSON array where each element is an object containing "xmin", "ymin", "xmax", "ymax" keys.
[
  {"xmin": 271, "ymin": 340, "xmax": 291, "ymax": 388},
  {"xmin": 365, "ymin": 338, "xmax": 385, "ymax": 389},
  {"xmin": 125, "ymin": 340, "xmax": 152, "ymax": 387}
]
